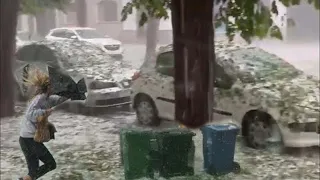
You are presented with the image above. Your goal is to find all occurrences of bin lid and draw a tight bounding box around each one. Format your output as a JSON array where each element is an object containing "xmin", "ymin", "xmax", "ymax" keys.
[
  {"xmin": 201, "ymin": 124, "xmax": 239, "ymax": 132},
  {"xmin": 157, "ymin": 128, "xmax": 196, "ymax": 136},
  {"xmin": 120, "ymin": 127, "xmax": 155, "ymax": 135}
]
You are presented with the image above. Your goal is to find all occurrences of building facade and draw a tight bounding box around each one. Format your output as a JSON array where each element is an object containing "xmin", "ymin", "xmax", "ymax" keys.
[{"xmin": 16, "ymin": 0, "xmax": 319, "ymax": 44}]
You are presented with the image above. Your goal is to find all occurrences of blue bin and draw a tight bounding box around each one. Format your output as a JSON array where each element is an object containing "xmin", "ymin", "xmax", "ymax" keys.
[{"xmin": 201, "ymin": 124, "xmax": 239, "ymax": 175}]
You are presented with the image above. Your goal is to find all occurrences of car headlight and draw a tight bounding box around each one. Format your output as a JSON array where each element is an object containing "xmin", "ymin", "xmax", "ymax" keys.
[{"xmin": 121, "ymin": 79, "xmax": 131, "ymax": 88}]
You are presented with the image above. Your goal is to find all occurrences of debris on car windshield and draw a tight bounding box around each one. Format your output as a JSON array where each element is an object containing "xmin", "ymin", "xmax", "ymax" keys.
[{"xmin": 15, "ymin": 40, "xmax": 136, "ymax": 82}]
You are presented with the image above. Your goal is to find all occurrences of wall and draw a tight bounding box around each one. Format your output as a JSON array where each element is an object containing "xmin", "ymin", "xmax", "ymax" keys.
[
  {"xmin": 286, "ymin": 2, "xmax": 320, "ymax": 43},
  {"xmin": 86, "ymin": 0, "xmax": 122, "ymax": 38}
]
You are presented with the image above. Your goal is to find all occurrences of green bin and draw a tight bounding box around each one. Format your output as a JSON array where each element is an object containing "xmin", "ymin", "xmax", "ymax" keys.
[
  {"xmin": 158, "ymin": 129, "xmax": 196, "ymax": 178},
  {"xmin": 120, "ymin": 128, "xmax": 196, "ymax": 179},
  {"xmin": 120, "ymin": 128, "xmax": 159, "ymax": 180}
]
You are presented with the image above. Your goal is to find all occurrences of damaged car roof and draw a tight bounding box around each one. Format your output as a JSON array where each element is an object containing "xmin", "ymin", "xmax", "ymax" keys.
[{"xmin": 15, "ymin": 39, "xmax": 135, "ymax": 82}]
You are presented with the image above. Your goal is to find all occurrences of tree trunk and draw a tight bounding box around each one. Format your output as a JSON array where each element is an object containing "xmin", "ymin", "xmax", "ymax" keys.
[
  {"xmin": 76, "ymin": 0, "xmax": 87, "ymax": 27},
  {"xmin": 28, "ymin": 15, "xmax": 35, "ymax": 40},
  {"xmin": 171, "ymin": 0, "xmax": 214, "ymax": 128},
  {"xmin": 0, "ymin": 0, "xmax": 19, "ymax": 117},
  {"xmin": 141, "ymin": 18, "xmax": 160, "ymax": 69},
  {"xmin": 35, "ymin": 10, "xmax": 56, "ymax": 37},
  {"xmin": 35, "ymin": 12, "xmax": 47, "ymax": 37}
]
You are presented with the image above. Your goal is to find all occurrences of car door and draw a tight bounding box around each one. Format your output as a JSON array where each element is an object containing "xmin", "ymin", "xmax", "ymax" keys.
[
  {"xmin": 212, "ymin": 62, "xmax": 238, "ymax": 119},
  {"xmin": 154, "ymin": 51, "xmax": 175, "ymax": 120}
]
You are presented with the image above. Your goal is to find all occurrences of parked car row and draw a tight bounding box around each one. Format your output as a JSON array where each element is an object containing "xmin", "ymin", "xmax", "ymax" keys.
[{"xmin": 14, "ymin": 37, "xmax": 319, "ymax": 150}]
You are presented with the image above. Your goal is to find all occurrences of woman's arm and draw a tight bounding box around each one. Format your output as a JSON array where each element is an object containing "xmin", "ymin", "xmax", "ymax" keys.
[{"xmin": 48, "ymin": 95, "xmax": 69, "ymax": 108}]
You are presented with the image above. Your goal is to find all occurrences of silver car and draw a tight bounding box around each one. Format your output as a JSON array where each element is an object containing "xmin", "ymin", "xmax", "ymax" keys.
[{"xmin": 14, "ymin": 39, "xmax": 137, "ymax": 108}]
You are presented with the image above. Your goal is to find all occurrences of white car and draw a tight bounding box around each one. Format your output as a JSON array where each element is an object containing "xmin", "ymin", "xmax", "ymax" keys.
[
  {"xmin": 45, "ymin": 27, "xmax": 124, "ymax": 57},
  {"xmin": 131, "ymin": 42, "xmax": 320, "ymax": 149},
  {"xmin": 14, "ymin": 40, "xmax": 136, "ymax": 109}
]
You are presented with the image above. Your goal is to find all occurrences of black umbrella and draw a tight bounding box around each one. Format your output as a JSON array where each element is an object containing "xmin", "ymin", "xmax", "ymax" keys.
[{"xmin": 48, "ymin": 66, "xmax": 87, "ymax": 100}]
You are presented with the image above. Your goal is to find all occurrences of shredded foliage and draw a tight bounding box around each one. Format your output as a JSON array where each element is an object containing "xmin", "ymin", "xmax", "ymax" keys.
[
  {"xmin": 19, "ymin": 0, "xmax": 71, "ymax": 15},
  {"xmin": 121, "ymin": 0, "xmax": 319, "ymax": 43}
]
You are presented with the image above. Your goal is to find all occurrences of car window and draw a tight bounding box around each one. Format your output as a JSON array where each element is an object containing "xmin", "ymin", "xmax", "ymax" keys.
[
  {"xmin": 213, "ymin": 61, "xmax": 236, "ymax": 89},
  {"xmin": 75, "ymin": 29, "xmax": 105, "ymax": 39},
  {"xmin": 51, "ymin": 30, "xmax": 66, "ymax": 38},
  {"xmin": 156, "ymin": 52, "xmax": 174, "ymax": 77},
  {"xmin": 64, "ymin": 30, "xmax": 76, "ymax": 39},
  {"xmin": 155, "ymin": 50, "xmax": 236, "ymax": 89}
]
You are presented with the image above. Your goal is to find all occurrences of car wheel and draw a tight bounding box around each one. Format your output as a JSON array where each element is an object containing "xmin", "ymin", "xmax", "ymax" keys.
[
  {"xmin": 243, "ymin": 111, "xmax": 273, "ymax": 149},
  {"xmin": 135, "ymin": 95, "xmax": 160, "ymax": 126}
]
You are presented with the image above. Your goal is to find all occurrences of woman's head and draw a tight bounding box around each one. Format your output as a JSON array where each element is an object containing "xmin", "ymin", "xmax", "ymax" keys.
[{"xmin": 24, "ymin": 68, "xmax": 51, "ymax": 95}]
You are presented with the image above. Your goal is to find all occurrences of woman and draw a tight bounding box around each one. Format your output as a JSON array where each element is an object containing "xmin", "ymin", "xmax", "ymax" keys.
[{"xmin": 18, "ymin": 69, "xmax": 68, "ymax": 180}]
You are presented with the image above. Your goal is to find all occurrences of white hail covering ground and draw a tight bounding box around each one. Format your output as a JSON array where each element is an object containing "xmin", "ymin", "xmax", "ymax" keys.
[{"xmin": 1, "ymin": 107, "xmax": 319, "ymax": 180}]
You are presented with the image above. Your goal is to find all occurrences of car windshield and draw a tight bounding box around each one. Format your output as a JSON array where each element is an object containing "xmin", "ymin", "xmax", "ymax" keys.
[
  {"xmin": 75, "ymin": 29, "xmax": 107, "ymax": 39},
  {"xmin": 228, "ymin": 47, "xmax": 303, "ymax": 82}
]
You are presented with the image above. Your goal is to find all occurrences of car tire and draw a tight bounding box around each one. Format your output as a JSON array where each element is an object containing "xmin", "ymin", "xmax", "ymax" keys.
[
  {"xmin": 243, "ymin": 111, "xmax": 274, "ymax": 149},
  {"xmin": 135, "ymin": 95, "xmax": 160, "ymax": 126}
]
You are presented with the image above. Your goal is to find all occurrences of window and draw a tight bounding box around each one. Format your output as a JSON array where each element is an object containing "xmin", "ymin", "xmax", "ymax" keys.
[
  {"xmin": 64, "ymin": 30, "xmax": 76, "ymax": 39},
  {"xmin": 156, "ymin": 52, "xmax": 174, "ymax": 77},
  {"xmin": 51, "ymin": 30, "xmax": 66, "ymax": 38},
  {"xmin": 51, "ymin": 30, "xmax": 76, "ymax": 39},
  {"xmin": 213, "ymin": 62, "xmax": 235, "ymax": 89},
  {"xmin": 75, "ymin": 29, "xmax": 105, "ymax": 39},
  {"xmin": 97, "ymin": 0, "xmax": 118, "ymax": 22}
]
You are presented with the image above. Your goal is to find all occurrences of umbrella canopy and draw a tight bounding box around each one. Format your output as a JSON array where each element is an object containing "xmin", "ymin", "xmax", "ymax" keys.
[{"xmin": 48, "ymin": 66, "xmax": 87, "ymax": 100}]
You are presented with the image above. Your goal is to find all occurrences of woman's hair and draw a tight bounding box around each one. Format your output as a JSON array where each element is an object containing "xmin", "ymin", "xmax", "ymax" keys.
[{"xmin": 23, "ymin": 68, "xmax": 50, "ymax": 96}]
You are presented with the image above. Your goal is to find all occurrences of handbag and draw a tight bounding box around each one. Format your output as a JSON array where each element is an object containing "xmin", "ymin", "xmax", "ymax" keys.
[{"xmin": 34, "ymin": 115, "xmax": 57, "ymax": 143}]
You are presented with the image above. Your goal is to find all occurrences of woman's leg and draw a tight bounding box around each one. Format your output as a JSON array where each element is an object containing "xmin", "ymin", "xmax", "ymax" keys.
[
  {"xmin": 33, "ymin": 142, "xmax": 56, "ymax": 179},
  {"xmin": 19, "ymin": 137, "xmax": 39, "ymax": 179}
]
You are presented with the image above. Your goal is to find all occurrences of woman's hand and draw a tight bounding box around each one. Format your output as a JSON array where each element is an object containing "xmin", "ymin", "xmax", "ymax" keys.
[{"xmin": 45, "ymin": 108, "xmax": 53, "ymax": 116}]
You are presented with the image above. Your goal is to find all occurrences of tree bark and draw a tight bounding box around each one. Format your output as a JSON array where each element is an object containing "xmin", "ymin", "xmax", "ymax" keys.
[
  {"xmin": 141, "ymin": 18, "xmax": 160, "ymax": 69},
  {"xmin": 0, "ymin": 0, "xmax": 19, "ymax": 117},
  {"xmin": 28, "ymin": 15, "xmax": 35, "ymax": 40},
  {"xmin": 35, "ymin": 12, "xmax": 47, "ymax": 37},
  {"xmin": 35, "ymin": 10, "xmax": 56, "ymax": 37},
  {"xmin": 76, "ymin": 0, "xmax": 87, "ymax": 27},
  {"xmin": 171, "ymin": 0, "xmax": 214, "ymax": 128}
]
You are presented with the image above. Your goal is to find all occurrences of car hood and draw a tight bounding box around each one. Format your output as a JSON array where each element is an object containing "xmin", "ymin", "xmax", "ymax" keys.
[
  {"xmin": 252, "ymin": 74, "xmax": 319, "ymax": 110},
  {"xmin": 68, "ymin": 63, "xmax": 137, "ymax": 83},
  {"xmin": 84, "ymin": 38, "xmax": 121, "ymax": 45}
]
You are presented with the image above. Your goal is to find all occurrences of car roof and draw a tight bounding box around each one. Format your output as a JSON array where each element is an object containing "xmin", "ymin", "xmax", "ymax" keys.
[
  {"xmin": 50, "ymin": 27, "xmax": 96, "ymax": 31},
  {"xmin": 156, "ymin": 41, "xmax": 303, "ymax": 81},
  {"xmin": 157, "ymin": 40, "xmax": 251, "ymax": 55}
]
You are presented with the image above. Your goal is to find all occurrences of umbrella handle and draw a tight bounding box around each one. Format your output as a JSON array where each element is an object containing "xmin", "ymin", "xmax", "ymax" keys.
[{"xmin": 51, "ymin": 98, "xmax": 71, "ymax": 111}]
